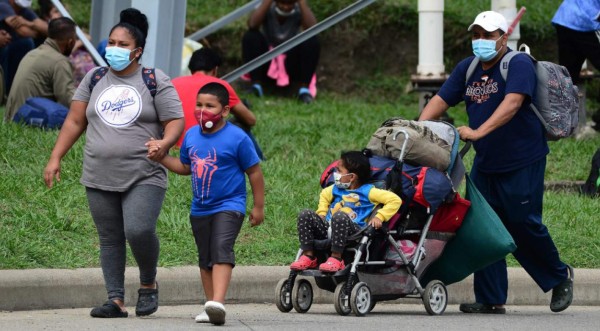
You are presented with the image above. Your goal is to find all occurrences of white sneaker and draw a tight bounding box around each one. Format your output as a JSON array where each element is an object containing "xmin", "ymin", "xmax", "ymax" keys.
[
  {"xmin": 204, "ymin": 301, "xmax": 226, "ymax": 325},
  {"xmin": 194, "ymin": 310, "xmax": 209, "ymax": 323}
]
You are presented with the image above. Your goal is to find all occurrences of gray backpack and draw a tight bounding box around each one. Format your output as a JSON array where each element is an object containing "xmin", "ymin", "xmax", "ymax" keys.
[{"xmin": 466, "ymin": 45, "xmax": 579, "ymax": 140}]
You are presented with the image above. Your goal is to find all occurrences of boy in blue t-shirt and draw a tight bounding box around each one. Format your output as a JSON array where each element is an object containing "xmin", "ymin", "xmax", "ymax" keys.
[{"xmin": 146, "ymin": 82, "xmax": 264, "ymax": 325}]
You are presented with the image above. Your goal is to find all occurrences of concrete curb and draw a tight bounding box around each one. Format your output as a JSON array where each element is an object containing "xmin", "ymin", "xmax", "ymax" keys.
[{"xmin": 1, "ymin": 266, "xmax": 598, "ymax": 311}]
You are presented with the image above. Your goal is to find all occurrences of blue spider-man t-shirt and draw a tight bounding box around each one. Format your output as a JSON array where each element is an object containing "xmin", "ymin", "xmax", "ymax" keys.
[
  {"xmin": 180, "ymin": 122, "xmax": 260, "ymax": 216},
  {"xmin": 437, "ymin": 49, "xmax": 549, "ymax": 173}
]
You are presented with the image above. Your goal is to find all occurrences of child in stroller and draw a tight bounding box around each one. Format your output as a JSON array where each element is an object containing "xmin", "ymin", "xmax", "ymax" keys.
[{"xmin": 289, "ymin": 150, "xmax": 402, "ymax": 273}]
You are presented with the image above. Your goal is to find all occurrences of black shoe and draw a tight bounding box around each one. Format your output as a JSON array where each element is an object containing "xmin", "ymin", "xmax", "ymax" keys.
[
  {"xmin": 298, "ymin": 92, "xmax": 313, "ymax": 104},
  {"xmin": 550, "ymin": 264, "xmax": 574, "ymax": 312},
  {"xmin": 135, "ymin": 282, "xmax": 159, "ymax": 316},
  {"xmin": 90, "ymin": 300, "xmax": 128, "ymax": 318},
  {"xmin": 459, "ymin": 302, "xmax": 506, "ymax": 314}
]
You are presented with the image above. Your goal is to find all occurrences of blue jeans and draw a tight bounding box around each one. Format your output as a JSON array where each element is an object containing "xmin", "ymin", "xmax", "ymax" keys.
[{"xmin": 0, "ymin": 37, "xmax": 35, "ymax": 95}]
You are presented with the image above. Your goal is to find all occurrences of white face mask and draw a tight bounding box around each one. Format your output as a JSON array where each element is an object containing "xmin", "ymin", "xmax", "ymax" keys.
[
  {"xmin": 15, "ymin": 0, "xmax": 32, "ymax": 8},
  {"xmin": 333, "ymin": 172, "xmax": 352, "ymax": 189},
  {"xmin": 275, "ymin": 6, "xmax": 297, "ymax": 17}
]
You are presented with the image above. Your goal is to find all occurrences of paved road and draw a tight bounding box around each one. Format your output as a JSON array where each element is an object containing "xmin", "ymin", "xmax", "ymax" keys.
[{"xmin": 1, "ymin": 303, "xmax": 599, "ymax": 331}]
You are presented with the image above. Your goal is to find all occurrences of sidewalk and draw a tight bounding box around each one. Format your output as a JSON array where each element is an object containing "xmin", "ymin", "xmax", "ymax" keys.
[{"xmin": 1, "ymin": 266, "xmax": 598, "ymax": 311}]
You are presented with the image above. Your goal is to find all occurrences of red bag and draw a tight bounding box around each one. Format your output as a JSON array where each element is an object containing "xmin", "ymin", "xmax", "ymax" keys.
[{"xmin": 429, "ymin": 192, "xmax": 471, "ymax": 233}]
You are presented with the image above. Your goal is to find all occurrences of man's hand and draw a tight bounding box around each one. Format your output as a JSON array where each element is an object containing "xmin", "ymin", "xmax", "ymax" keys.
[{"xmin": 457, "ymin": 126, "xmax": 482, "ymax": 141}]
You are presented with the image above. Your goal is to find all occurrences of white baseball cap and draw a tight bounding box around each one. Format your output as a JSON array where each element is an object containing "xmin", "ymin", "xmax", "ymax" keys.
[
  {"xmin": 468, "ymin": 11, "xmax": 508, "ymax": 33},
  {"xmin": 15, "ymin": 0, "xmax": 33, "ymax": 8}
]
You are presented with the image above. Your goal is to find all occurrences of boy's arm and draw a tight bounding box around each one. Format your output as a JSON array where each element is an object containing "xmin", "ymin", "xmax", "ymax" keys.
[
  {"xmin": 316, "ymin": 186, "xmax": 333, "ymax": 218},
  {"xmin": 246, "ymin": 163, "xmax": 265, "ymax": 227},
  {"xmin": 159, "ymin": 155, "xmax": 191, "ymax": 175},
  {"xmin": 368, "ymin": 188, "xmax": 402, "ymax": 223}
]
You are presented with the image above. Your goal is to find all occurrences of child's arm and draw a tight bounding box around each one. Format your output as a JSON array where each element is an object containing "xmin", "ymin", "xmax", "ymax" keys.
[
  {"xmin": 316, "ymin": 186, "xmax": 334, "ymax": 220},
  {"xmin": 246, "ymin": 163, "xmax": 265, "ymax": 227},
  {"xmin": 160, "ymin": 155, "xmax": 191, "ymax": 175},
  {"xmin": 367, "ymin": 188, "xmax": 402, "ymax": 229}
]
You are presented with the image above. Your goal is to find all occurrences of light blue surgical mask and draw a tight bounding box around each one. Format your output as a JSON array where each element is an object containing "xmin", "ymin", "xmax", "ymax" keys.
[
  {"xmin": 105, "ymin": 46, "xmax": 137, "ymax": 71},
  {"xmin": 472, "ymin": 35, "xmax": 503, "ymax": 62}
]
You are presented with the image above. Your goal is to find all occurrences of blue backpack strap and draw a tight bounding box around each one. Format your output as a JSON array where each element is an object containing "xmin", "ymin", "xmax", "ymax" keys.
[
  {"xmin": 142, "ymin": 67, "xmax": 157, "ymax": 98},
  {"xmin": 88, "ymin": 67, "xmax": 109, "ymax": 93}
]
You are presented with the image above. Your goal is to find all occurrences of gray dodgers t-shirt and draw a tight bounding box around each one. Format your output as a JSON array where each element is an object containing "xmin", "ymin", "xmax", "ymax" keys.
[{"xmin": 73, "ymin": 66, "xmax": 183, "ymax": 191}]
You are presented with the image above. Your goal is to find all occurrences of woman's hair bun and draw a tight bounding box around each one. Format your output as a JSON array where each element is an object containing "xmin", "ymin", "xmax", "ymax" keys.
[
  {"xmin": 119, "ymin": 8, "xmax": 148, "ymax": 38},
  {"xmin": 362, "ymin": 148, "xmax": 373, "ymax": 157}
]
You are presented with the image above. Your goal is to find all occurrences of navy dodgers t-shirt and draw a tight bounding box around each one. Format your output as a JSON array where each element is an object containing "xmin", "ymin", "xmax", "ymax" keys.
[{"xmin": 437, "ymin": 49, "xmax": 549, "ymax": 173}]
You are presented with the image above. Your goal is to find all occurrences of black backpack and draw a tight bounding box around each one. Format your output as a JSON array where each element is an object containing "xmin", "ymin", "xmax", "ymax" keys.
[
  {"xmin": 88, "ymin": 66, "xmax": 157, "ymax": 97},
  {"xmin": 580, "ymin": 148, "xmax": 600, "ymax": 197}
]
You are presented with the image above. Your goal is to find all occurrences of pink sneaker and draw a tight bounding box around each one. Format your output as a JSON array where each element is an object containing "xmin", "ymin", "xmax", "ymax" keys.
[
  {"xmin": 290, "ymin": 255, "xmax": 318, "ymax": 271},
  {"xmin": 319, "ymin": 257, "xmax": 345, "ymax": 272}
]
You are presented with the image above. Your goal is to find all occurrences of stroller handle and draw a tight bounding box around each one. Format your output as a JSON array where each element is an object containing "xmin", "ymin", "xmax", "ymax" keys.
[{"xmin": 392, "ymin": 129, "xmax": 410, "ymax": 163}]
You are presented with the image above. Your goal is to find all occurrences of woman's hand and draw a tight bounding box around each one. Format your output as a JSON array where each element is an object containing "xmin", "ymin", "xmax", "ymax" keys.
[
  {"xmin": 145, "ymin": 137, "xmax": 167, "ymax": 161},
  {"xmin": 44, "ymin": 157, "xmax": 61, "ymax": 188}
]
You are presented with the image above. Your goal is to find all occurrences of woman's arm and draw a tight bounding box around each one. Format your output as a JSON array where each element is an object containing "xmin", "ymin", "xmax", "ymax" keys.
[
  {"xmin": 147, "ymin": 118, "xmax": 184, "ymax": 161},
  {"xmin": 298, "ymin": 0, "xmax": 317, "ymax": 29},
  {"xmin": 44, "ymin": 100, "xmax": 88, "ymax": 188},
  {"xmin": 248, "ymin": 0, "xmax": 273, "ymax": 29}
]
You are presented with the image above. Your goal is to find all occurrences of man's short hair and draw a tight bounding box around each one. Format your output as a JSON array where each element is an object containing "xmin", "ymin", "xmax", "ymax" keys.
[
  {"xmin": 48, "ymin": 17, "xmax": 76, "ymax": 41},
  {"xmin": 188, "ymin": 48, "xmax": 222, "ymax": 73}
]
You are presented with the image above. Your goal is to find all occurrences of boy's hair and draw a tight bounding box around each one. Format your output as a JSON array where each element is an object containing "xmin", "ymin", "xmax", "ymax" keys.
[
  {"xmin": 340, "ymin": 150, "xmax": 371, "ymax": 185},
  {"xmin": 198, "ymin": 82, "xmax": 229, "ymax": 107},
  {"xmin": 48, "ymin": 17, "xmax": 76, "ymax": 41},
  {"xmin": 188, "ymin": 48, "xmax": 222, "ymax": 73}
]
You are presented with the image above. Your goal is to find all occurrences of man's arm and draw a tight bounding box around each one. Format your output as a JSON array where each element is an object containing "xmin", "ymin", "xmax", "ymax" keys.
[
  {"xmin": 418, "ymin": 95, "xmax": 450, "ymax": 121},
  {"xmin": 230, "ymin": 102, "xmax": 256, "ymax": 127},
  {"xmin": 457, "ymin": 93, "xmax": 526, "ymax": 141},
  {"xmin": 53, "ymin": 61, "xmax": 76, "ymax": 108},
  {"xmin": 4, "ymin": 15, "xmax": 43, "ymax": 38},
  {"xmin": 248, "ymin": 0, "xmax": 273, "ymax": 29}
]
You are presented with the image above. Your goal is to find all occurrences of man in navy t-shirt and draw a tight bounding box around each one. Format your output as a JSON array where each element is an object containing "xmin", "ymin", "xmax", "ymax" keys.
[{"xmin": 419, "ymin": 11, "xmax": 573, "ymax": 314}]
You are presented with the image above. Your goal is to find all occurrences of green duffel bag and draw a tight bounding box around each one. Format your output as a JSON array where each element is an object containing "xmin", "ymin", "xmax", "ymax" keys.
[{"xmin": 420, "ymin": 174, "xmax": 516, "ymax": 285}]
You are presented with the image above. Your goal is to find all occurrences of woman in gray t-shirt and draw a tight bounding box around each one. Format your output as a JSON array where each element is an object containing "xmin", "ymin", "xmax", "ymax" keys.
[{"xmin": 43, "ymin": 8, "xmax": 183, "ymax": 318}]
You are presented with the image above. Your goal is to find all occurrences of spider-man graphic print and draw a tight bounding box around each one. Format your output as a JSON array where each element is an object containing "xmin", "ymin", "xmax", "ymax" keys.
[
  {"xmin": 180, "ymin": 122, "xmax": 261, "ymax": 217},
  {"xmin": 190, "ymin": 147, "xmax": 219, "ymax": 203}
]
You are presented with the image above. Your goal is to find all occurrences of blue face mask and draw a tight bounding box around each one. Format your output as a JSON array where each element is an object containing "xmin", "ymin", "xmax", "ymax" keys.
[
  {"xmin": 472, "ymin": 36, "xmax": 502, "ymax": 62},
  {"xmin": 105, "ymin": 46, "xmax": 137, "ymax": 71}
]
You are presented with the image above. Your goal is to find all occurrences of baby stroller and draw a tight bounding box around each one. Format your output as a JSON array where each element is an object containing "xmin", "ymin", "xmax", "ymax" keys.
[{"xmin": 275, "ymin": 119, "xmax": 470, "ymax": 317}]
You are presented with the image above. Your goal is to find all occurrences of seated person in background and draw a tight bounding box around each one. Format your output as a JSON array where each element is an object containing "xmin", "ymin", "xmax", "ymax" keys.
[
  {"xmin": 242, "ymin": 0, "xmax": 320, "ymax": 104},
  {"xmin": 172, "ymin": 47, "xmax": 264, "ymax": 159},
  {"xmin": 37, "ymin": 0, "xmax": 96, "ymax": 87},
  {"xmin": 4, "ymin": 16, "xmax": 75, "ymax": 122},
  {"xmin": 0, "ymin": 0, "xmax": 48, "ymax": 95},
  {"xmin": 290, "ymin": 150, "xmax": 402, "ymax": 273}
]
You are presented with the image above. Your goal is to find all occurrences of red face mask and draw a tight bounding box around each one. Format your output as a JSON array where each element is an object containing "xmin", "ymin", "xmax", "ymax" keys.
[{"xmin": 194, "ymin": 109, "xmax": 222, "ymax": 131}]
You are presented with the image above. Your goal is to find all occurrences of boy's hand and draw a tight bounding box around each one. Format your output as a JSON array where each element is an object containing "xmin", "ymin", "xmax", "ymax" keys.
[
  {"xmin": 368, "ymin": 216, "xmax": 383, "ymax": 229},
  {"xmin": 145, "ymin": 137, "xmax": 167, "ymax": 161},
  {"xmin": 248, "ymin": 206, "xmax": 264, "ymax": 227}
]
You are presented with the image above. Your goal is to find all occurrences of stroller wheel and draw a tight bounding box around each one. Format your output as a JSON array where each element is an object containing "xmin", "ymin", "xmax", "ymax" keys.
[
  {"xmin": 275, "ymin": 278, "xmax": 293, "ymax": 312},
  {"xmin": 334, "ymin": 282, "xmax": 351, "ymax": 316},
  {"xmin": 350, "ymin": 282, "xmax": 372, "ymax": 317},
  {"xmin": 422, "ymin": 280, "xmax": 447, "ymax": 315},
  {"xmin": 292, "ymin": 278, "xmax": 313, "ymax": 313}
]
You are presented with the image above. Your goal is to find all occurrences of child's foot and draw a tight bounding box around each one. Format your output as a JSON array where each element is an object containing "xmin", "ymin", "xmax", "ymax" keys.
[
  {"xmin": 319, "ymin": 257, "xmax": 345, "ymax": 272},
  {"xmin": 194, "ymin": 310, "xmax": 209, "ymax": 323},
  {"xmin": 290, "ymin": 255, "xmax": 317, "ymax": 271},
  {"xmin": 205, "ymin": 301, "xmax": 226, "ymax": 325},
  {"xmin": 298, "ymin": 87, "xmax": 313, "ymax": 104}
]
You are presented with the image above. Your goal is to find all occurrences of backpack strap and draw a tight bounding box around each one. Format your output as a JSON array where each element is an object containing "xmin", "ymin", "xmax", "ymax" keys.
[
  {"xmin": 465, "ymin": 57, "xmax": 480, "ymax": 86},
  {"xmin": 142, "ymin": 67, "xmax": 157, "ymax": 98},
  {"xmin": 88, "ymin": 67, "xmax": 109, "ymax": 93},
  {"xmin": 88, "ymin": 67, "xmax": 157, "ymax": 98}
]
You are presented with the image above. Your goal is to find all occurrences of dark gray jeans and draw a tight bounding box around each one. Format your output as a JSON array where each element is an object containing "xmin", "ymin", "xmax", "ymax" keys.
[{"xmin": 86, "ymin": 184, "xmax": 165, "ymax": 301}]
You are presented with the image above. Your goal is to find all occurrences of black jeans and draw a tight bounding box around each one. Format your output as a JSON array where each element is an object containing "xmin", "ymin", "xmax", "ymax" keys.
[
  {"xmin": 241, "ymin": 29, "xmax": 320, "ymax": 86},
  {"xmin": 555, "ymin": 24, "xmax": 600, "ymax": 85}
]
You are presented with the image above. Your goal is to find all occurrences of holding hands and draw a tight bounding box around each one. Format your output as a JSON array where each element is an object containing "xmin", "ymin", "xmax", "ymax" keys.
[{"xmin": 145, "ymin": 137, "xmax": 167, "ymax": 161}]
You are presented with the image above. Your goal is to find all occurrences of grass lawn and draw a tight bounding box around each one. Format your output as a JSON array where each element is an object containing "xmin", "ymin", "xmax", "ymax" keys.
[{"xmin": 1, "ymin": 93, "xmax": 599, "ymax": 270}]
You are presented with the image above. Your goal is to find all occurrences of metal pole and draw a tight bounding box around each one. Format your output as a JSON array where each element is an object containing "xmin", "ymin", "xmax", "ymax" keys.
[
  {"xmin": 51, "ymin": 0, "xmax": 107, "ymax": 66},
  {"xmin": 187, "ymin": 0, "xmax": 262, "ymax": 42},
  {"xmin": 221, "ymin": 0, "xmax": 377, "ymax": 83}
]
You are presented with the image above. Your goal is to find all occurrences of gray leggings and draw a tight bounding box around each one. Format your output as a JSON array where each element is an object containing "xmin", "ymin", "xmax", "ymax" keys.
[{"xmin": 86, "ymin": 184, "xmax": 165, "ymax": 301}]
